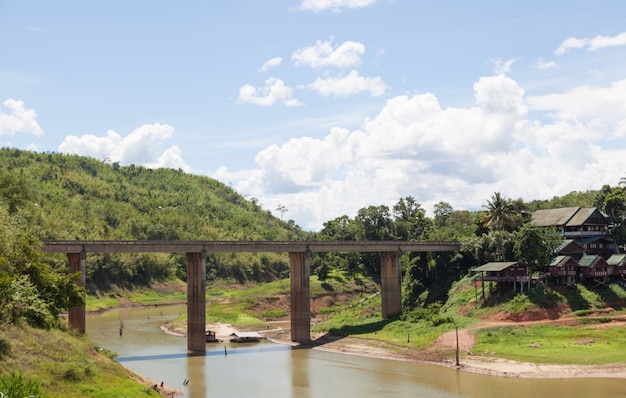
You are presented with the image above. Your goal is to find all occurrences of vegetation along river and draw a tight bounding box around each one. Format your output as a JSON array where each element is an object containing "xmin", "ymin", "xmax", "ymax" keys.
[{"xmin": 86, "ymin": 305, "xmax": 625, "ymax": 397}]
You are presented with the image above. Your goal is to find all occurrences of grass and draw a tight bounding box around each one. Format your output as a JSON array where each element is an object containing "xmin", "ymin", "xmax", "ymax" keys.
[
  {"xmin": 473, "ymin": 324, "xmax": 626, "ymax": 365},
  {"xmin": 199, "ymin": 271, "xmax": 378, "ymax": 329},
  {"xmin": 86, "ymin": 281, "xmax": 188, "ymax": 312},
  {"xmin": 313, "ymin": 292, "xmax": 458, "ymax": 349},
  {"xmin": 0, "ymin": 325, "xmax": 157, "ymax": 397}
]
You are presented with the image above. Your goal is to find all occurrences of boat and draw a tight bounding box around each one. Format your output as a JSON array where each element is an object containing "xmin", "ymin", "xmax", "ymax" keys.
[
  {"xmin": 229, "ymin": 331, "xmax": 264, "ymax": 343},
  {"xmin": 205, "ymin": 330, "xmax": 221, "ymax": 343}
]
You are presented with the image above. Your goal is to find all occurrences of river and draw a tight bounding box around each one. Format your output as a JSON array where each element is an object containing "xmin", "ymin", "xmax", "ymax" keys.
[{"xmin": 86, "ymin": 305, "xmax": 625, "ymax": 397}]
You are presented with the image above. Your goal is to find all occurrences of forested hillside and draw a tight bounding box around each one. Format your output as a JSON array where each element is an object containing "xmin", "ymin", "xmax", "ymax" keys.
[{"xmin": 0, "ymin": 148, "xmax": 309, "ymax": 290}]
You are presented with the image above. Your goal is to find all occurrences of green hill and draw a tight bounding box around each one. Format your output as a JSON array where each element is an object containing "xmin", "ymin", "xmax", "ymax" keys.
[{"xmin": 0, "ymin": 148, "xmax": 310, "ymax": 290}]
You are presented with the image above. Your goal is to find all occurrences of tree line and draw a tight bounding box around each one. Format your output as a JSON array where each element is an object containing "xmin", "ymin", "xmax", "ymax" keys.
[{"xmin": 3, "ymin": 147, "xmax": 625, "ymax": 328}]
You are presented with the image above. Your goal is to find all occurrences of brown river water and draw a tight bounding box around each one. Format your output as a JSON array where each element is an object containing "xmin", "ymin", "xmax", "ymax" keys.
[{"xmin": 86, "ymin": 305, "xmax": 626, "ymax": 397}]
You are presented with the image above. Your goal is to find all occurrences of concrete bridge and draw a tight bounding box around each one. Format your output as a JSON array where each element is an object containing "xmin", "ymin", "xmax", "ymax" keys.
[{"xmin": 43, "ymin": 240, "xmax": 460, "ymax": 353}]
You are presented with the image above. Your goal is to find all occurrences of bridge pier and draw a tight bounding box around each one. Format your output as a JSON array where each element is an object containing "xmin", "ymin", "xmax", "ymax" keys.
[
  {"xmin": 186, "ymin": 251, "xmax": 206, "ymax": 353},
  {"xmin": 68, "ymin": 251, "xmax": 87, "ymax": 334},
  {"xmin": 380, "ymin": 251, "xmax": 402, "ymax": 318},
  {"xmin": 289, "ymin": 251, "xmax": 311, "ymax": 343}
]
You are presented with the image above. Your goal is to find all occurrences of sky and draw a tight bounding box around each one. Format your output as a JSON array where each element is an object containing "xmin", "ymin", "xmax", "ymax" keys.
[{"xmin": 2, "ymin": 0, "xmax": 626, "ymax": 231}]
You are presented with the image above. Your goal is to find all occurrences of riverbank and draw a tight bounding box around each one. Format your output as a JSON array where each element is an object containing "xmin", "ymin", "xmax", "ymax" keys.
[{"xmin": 162, "ymin": 318, "xmax": 626, "ymax": 380}]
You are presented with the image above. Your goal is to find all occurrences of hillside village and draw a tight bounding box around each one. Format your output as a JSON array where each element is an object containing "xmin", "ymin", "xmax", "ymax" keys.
[{"xmin": 473, "ymin": 206, "xmax": 626, "ymax": 295}]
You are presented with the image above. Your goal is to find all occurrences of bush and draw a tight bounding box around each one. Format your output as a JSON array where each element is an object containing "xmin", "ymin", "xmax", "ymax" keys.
[
  {"xmin": 0, "ymin": 338, "xmax": 10, "ymax": 360},
  {"xmin": 261, "ymin": 309, "xmax": 288, "ymax": 318}
]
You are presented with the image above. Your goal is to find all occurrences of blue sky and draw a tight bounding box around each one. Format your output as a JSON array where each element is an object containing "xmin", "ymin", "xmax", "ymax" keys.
[{"xmin": 2, "ymin": 0, "xmax": 626, "ymax": 231}]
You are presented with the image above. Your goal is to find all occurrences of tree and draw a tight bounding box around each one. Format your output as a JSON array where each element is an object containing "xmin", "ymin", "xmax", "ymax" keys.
[
  {"xmin": 513, "ymin": 224, "xmax": 562, "ymax": 273},
  {"xmin": 433, "ymin": 201, "xmax": 453, "ymax": 227},
  {"xmin": 481, "ymin": 192, "xmax": 515, "ymax": 231},
  {"xmin": 392, "ymin": 197, "xmax": 432, "ymax": 240},
  {"xmin": 275, "ymin": 204, "xmax": 287, "ymax": 220}
]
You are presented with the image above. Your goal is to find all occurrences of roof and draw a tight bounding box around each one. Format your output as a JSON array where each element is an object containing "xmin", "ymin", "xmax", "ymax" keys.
[
  {"xmin": 230, "ymin": 331, "xmax": 263, "ymax": 338},
  {"xmin": 531, "ymin": 207, "xmax": 580, "ymax": 227},
  {"xmin": 555, "ymin": 239, "xmax": 586, "ymax": 254},
  {"xmin": 607, "ymin": 254, "xmax": 626, "ymax": 266},
  {"xmin": 531, "ymin": 207, "xmax": 607, "ymax": 227},
  {"xmin": 549, "ymin": 255, "xmax": 577, "ymax": 267},
  {"xmin": 472, "ymin": 262, "xmax": 518, "ymax": 272},
  {"xmin": 577, "ymin": 255, "xmax": 606, "ymax": 268},
  {"xmin": 567, "ymin": 208, "xmax": 600, "ymax": 226}
]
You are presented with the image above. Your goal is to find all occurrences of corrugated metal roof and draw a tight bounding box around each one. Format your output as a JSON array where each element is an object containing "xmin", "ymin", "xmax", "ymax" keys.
[
  {"xmin": 549, "ymin": 255, "xmax": 577, "ymax": 267},
  {"xmin": 566, "ymin": 208, "xmax": 606, "ymax": 226},
  {"xmin": 555, "ymin": 239, "xmax": 585, "ymax": 253},
  {"xmin": 472, "ymin": 262, "xmax": 518, "ymax": 272},
  {"xmin": 531, "ymin": 207, "xmax": 580, "ymax": 227},
  {"xmin": 607, "ymin": 254, "xmax": 626, "ymax": 266},
  {"xmin": 578, "ymin": 255, "xmax": 602, "ymax": 268},
  {"xmin": 230, "ymin": 331, "xmax": 263, "ymax": 338}
]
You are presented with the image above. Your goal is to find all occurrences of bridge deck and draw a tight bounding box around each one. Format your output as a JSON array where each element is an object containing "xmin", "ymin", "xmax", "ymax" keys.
[{"xmin": 42, "ymin": 240, "xmax": 460, "ymax": 254}]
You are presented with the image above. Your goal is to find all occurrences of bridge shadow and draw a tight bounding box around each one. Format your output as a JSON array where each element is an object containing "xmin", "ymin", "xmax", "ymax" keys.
[
  {"xmin": 116, "ymin": 343, "xmax": 292, "ymax": 363},
  {"xmin": 298, "ymin": 318, "xmax": 392, "ymax": 349}
]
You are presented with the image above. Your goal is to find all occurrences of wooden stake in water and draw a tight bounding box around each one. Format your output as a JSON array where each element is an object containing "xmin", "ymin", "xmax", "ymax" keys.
[{"xmin": 455, "ymin": 326, "xmax": 460, "ymax": 367}]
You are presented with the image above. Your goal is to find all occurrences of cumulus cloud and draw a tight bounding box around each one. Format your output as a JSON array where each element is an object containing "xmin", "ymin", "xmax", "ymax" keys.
[
  {"xmin": 237, "ymin": 77, "xmax": 301, "ymax": 106},
  {"xmin": 228, "ymin": 74, "xmax": 626, "ymax": 230},
  {"xmin": 555, "ymin": 32, "xmax": 626, "ymax": 55},
  {"xmin": 526, "ymin": 78, "xmax": 626, "ymax": 135},
  {"xmin": 292, "ymin": 37, "xmax": 365, "ymax": 69},
  {"xmin": 58, "ymin": 123, "xmax": 191, "ymax": 171},
  {"xmin": 0, "ymin": 98, "xmax": 43, "ymax": 137},
  {"xmin": 306, "ymin": 70, "xmax": 388, "ymax": 97},
  {"xmin": 259, "ymin": 57, "xmax": 282, "ymax": 72},
  {"xmin": 299, "ymin": 0, "xmax": 377, "ymax": 12}
]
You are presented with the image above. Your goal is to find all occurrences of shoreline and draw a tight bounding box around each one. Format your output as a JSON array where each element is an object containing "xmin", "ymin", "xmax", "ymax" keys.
[{"xmin": 160, "ymin": 319, "xmax": 626, "ymax": 380}]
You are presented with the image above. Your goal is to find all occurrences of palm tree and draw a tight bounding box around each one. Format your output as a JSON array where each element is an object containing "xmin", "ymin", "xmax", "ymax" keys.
[{"xmin": 481, "ymin": 192, "xmax": 514, "ymax": 231}]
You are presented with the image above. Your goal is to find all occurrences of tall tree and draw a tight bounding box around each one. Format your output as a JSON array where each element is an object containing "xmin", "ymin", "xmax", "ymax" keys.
[
  {"xmin": 433, "ymin": 201, "xmax": 453, "ymax": 227},
  {"xmin": 392, "ymin": 197, "xmax": 432, "ymax": 240},
  {"xmin": 481, "ymin": 192, "xmax": 515, "ymax": 231}
]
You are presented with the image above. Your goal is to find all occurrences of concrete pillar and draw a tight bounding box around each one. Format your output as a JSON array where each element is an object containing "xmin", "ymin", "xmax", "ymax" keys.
[
  {"xmin": 186, "ymin": 251, "xmax": 206, "ymax": 353},
  {"xmin": 380, "ymin": 251, "xmax": 401, "ymax": 318},
  {"xmin": 290, "ymin": 251, "xmax": 311, "ymax": 343},
  {"xmin": 68, "ymin": 251, "xmax": 86, "ymax": 334}
]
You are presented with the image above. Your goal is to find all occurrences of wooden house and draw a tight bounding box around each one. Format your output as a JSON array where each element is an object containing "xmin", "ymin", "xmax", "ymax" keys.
[
  {"xmin": 607, "ymin": 254, "xmax": 626, "ymax": 277},
  {"xmin": 532, "ymin": 207, "xmax": 617, "ymax": 257},
  {"xmin": 555, "ymin": 239, "xmax": 586, "ymax": 261},
  {"xmin": 472, "ymin": 262, "xmax": 530, "ymax": 294},
  {"xmin": 548, "ymin": 255, "xmax": 577, "ymax": 286},
  {"xmin": 577, "ymin": 255, "xmax": 611, "ymax": 286}
]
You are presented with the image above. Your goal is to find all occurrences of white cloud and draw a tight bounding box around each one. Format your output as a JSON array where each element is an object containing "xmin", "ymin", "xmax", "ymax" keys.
[
  {"xmin": 526, "ymin": 78, "xmax": 626, "ymax": 136},
  {"xmin": 491, "ymin": 58, "xmax": 516, "ymax": 74},
  {"xmin": 228, "ymin": 74, "xmax": 626, "ymax": 230},
  {"xmin": 0, "ymin": 98, "xmax": 43, "ymax": 137},
  {"xmin": 237, "ymin": 77, "xmax": 301, "ymax": 106},
  {"xmin": 58, "ymin": 123, "xmax": 190, "ymax": 171},
  {"xmin": 292, "ymin": 37, "xmax": 365, "ymax": 69},
  {"xmin": 555, "ymin": 32, "xmax": 626, "ymax": 55},
  {"xmin": 299, "ymin": 0, "xmax": 377, "ymax": 12},
  {"xmin": 306, "ymin": 70, "xmax": 388, "ymax": 97},
  {"xmin": 259, "ymin": 57, "xmax": 282, "ymax": 72},
  {"xmin": 535, "ymin": 59, "xmax": 556, "ymax": 70}
]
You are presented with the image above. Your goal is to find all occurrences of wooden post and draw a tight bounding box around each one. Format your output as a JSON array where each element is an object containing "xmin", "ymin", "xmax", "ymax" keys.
[
  {"xmin": 187, "ymin": 251, "xmax": 206, "ymax": 353},
  {"xmin": 68, "ymin": 251, "xmax": 86, "ymax": 334},
  {"xmin": 290, "ymin": 251, "xmax": 311, "ymax": 344}
]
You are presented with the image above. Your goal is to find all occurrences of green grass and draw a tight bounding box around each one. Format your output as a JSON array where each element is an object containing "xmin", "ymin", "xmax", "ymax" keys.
[
  {"xmin": 86, "ymin": 281, "xmax": 188, "ymax": 312},
  {"xmin": 473, "ymin": 324, "xmax": 626, "ymax": 365},
  {"xmin": 314, "ymin": 292, "xmax": 458, "ymax": 349},
  {"xmin": 0, "ymin": 325, "xmax": 156, "ymax": 397}
]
